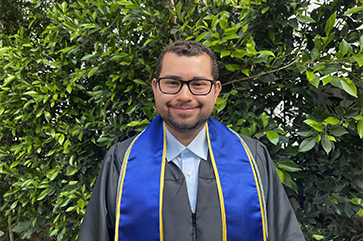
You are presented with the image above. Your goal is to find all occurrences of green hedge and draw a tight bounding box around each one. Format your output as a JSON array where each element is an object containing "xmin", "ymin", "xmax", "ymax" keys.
[{"xmin": 0, "ymin": 0, "xmax": 362, "ymax": 240}]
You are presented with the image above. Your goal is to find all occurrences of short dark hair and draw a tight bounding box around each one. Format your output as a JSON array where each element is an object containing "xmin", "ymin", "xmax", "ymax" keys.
[{"xmin": 155, "ymin": 40, "xmax": 219, "ymax": 81}]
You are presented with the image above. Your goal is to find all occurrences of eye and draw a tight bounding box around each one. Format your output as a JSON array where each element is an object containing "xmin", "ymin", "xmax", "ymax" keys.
[
  {"xmin": 191, "ymin": 80, "xmax": 208, "ymax": 88},
  {"xmin": 164, "ymin": 79, "xmax": 180, "ymax": 86}
]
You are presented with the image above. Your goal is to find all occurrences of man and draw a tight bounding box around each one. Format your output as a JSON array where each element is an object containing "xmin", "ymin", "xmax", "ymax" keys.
[{"xmin": 79, "ymin": 40, "xmax": 305, "ymax": 241}]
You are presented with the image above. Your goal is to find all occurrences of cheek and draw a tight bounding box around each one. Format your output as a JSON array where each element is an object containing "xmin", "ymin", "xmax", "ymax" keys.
[{"xmin": 155, "ymin": 94, "xmax": 170, "ymax": 108}]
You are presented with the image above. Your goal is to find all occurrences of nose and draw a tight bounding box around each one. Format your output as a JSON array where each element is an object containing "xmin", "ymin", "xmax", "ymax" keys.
[{"xmin": 176, "ymin": 83, "xmax": 193, "ymax": 102}]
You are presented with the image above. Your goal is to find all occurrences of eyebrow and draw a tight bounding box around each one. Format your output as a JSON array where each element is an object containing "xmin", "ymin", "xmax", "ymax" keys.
[{"xmin": 160, "ymin": 75, "xmax": 211, "ymax": 80}]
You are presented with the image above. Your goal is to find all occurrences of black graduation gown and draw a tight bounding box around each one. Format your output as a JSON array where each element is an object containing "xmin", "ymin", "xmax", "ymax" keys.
[{"xmin": 78, "ymin": 135, "xmax": 305, "ymax": 241}]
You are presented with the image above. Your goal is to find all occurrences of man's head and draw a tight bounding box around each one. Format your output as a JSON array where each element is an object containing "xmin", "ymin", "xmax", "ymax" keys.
[
  {"xmin": 152, "ymin": 40, "xmax": 221, "ymax": 141},
  {"xmin": 155, "ymin": 40, "xmax": 219, "ymax": 81}
]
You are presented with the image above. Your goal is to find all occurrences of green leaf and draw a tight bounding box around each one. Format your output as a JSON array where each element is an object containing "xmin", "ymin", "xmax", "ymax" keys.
[
  {"xmin": 312, "ymin": 234, "xmax": 325, "ymax": 240},
  {"xmin": 264, "ymin": 130, "xmax": 279, "ymax": 145},
  {"xmin": 10, "ymin": 160, "xmax": 20, "ymax": 169},
  {"xmin": 61, "ymin": 2, "xmax": 68, "ymax": 12},
  {"xmin": 59, "ymin": 134, "xmax": 65, "ymax": 145},
  {"xmin": 5, "ymin": 75, "xmax": 15, "ymax": 85},
  {"xmin": 47, "ymin": 169, "xmax": 60, "ymax": 181},
  {"xmin": 304, "ymin": 119, "xmax": 324, "ymax": 132},
  {"xmin": 224, "ymin": 64, "xmax": 241, "ymax": 71},
  {"xmin": 282, "ymin": 171, "xmax": 297, "ymax": 192},
  {"xmin": 69, "ymin": 181, "xmax": 78, "ymax": 185},
  {"xmin": 110, "ymin": 52, "xmax": 129, "ymax": 60},
  {"xmin": 49, "ymin": 228, "xmax": 59, "ymax": 236},
  {"xmin": 359, "ymin": 208, "xmax": 363, "ymax": 217},
  {"xmin": 357, "ymin": 120, "xmax": 363, "ymax": 139},
  {"xmin": 258, "ymin": 50, "xmax": 275, "ymax": 57},
  {"xmin": 195, "ymin": 32, "xmax": 209, "ymax": 42},
  {"xmin": 37, "ymin": 188, "xmax": 50, "ymax": 201},
  {"xmin": 133, "ymin": 79, "xmax": 147, "ymax": 85},
  {"xmin": 0, "ymin": 230, "xmax": 4, "ymax": 237},
  {"xmin": 12, "ymin": 221, "xmax": 31, "ymax": 233},
  {"xmin": 352, "ymin": 54, "xmax": 363, "ymax": 67},
  {"xmin": 127, "ymin": 119, "xmax": 150, "ymax": 127},
  {"xmin": 261, "ymin": 112, "xmax": 268, "ymax": 128},
  {"xmin": 221, "ymin": 50, "xmax": 231, "ymax": 58},
  {"xmin": 306, "ymin": 71, "xmax": 319, "ymax": 88},
  {"xmin": 340, "ymin": 78, "xmax": 357, "ymax": 97},
  {"xmin": 81, "ymin": 54, "xmax": 94, "ymax": 61},
  {"xmin": 88, "ymin": 67, "xmax": 99, "ymax": 78},
  {"xmin": 343, "ymin": 6, "xmax": 363, "ymax": 15},
  {"xmin": 223, "ymin": 27, "xmax": 240, "ymax": 35},
  {"xmin": 321, "ymin": 134, "xmax": 332, "ymax": 154},
  {"xmin": 275, "ymin": 167, "xmax": 284, "ymax": 182},
  {"xmin": 325, "ymin": 12, "xmax": 336, "ymax": 36},
  {"xmin": 261, "ymin": 6, "xmax": 269, "ymax": 14},
  {"xmin": 66, "ymin": 206, "xmax": 75, "ymax": 212},
  {"xmin": 330, "ymin": 126, "xmax": 348, "ymax": 136},
  {"xmin": 234, "ymin": 49, "xmax": 246, "ymax": 58},
  {"xmin": 299, "ymin": 136, "xmax": 317, "ymax": 152},
  {"xmin": 223, "ymin": 34, "xmax": 239, "ymax": 40},
  {"xmin": 339, "ymin": 39, "xmax": 349, "ymax": 56},
  {"xmin": 66, "ymin": 167, "xmax": 78, "ymax": 176},
  {"xmin": 296, "ymin": 16, "xmax": 316, "ymax": 23},
  {"xmin": 324, "ymin": 117, "xmax": 339, "ymax": 125},
  {"xmin": 215, "ymin": 97, "xmax": 227, "ymax": 112},
  {"xmin": 350, "ymin": 197, "xmax": 362, "ymax": 205},
  {"xmin": 66, "ymin": 85, "xmax": 72, "ymax": 94},
  {"xmin": 24, "ymin": 91, "xmax": 39, "ymax": 96},
  {"xmin": 117, "ymin": 1, "xmax": 140, "ymax": 9},
  {"xmin": 317, "ymin": 64, "xmax": 341, "ymax": 74},
  {"xmin": 277, "ymin": 161, "xmax": 301, "ymax": 172},
  {"xmin": 11, "ymin": 200, "xmax": 18, "ymax": 210}
]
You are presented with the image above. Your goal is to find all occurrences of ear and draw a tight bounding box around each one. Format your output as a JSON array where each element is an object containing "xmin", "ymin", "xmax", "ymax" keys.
[
  {"xmin": 214, "ymin": 81, "xmax": 222, "ymax": 102},
  {"xmin": 152, "ymin": 78, "xmax": 157, "ymax": 94}
]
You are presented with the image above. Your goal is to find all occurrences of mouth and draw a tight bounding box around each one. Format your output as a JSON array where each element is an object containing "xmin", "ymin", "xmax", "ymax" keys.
[{"xmin": 168, "ymin": 105, "xmax": 200, "ymax": 113}]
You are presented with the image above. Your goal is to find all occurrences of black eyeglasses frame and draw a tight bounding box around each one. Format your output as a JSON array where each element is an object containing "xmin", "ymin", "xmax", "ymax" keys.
[{"xmin": 155, "ymin": 77, "xmax": 216, "ymax": 96}]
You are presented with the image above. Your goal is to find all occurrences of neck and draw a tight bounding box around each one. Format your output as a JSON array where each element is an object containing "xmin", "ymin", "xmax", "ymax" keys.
[{"xmin": 165, "ymin": 124, "xmax": 205, "ymax": 146}]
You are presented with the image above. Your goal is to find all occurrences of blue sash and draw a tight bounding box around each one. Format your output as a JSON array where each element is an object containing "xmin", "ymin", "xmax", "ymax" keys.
[{"xmin": 115, "ymin": 116, "xmax": 267, "ymax": 240}]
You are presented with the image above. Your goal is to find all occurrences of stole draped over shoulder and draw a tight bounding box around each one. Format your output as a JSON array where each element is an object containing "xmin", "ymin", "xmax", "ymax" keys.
[{"xmin": 114, "ymin": 116, "xmax": 268, "ymax": 241}]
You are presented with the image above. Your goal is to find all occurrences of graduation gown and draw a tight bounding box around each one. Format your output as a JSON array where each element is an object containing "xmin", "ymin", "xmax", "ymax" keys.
[{"xmin": 78, "ymin": 135, "xmax": 305, "ymax": 241}]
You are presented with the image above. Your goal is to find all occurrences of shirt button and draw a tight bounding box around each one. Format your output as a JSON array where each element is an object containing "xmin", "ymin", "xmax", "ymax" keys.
[
  {"xmin": 183, "ymin": 149, "xmax": 188, "ymax": 154},
  {"xmin": 187, "ymin": 170, "xmax": 192, "ymax": 177}
]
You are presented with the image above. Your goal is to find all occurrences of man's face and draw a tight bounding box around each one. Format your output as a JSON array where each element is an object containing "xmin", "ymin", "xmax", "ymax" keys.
[{"xmin": 152, "ymin": 52, "xmax": 221, "ymax": 134}]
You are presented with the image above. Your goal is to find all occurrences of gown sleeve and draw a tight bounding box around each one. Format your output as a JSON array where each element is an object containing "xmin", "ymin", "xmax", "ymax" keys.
[
  {"xmin": 78, "ymin": 138, "xmax": 134, "ymax": 241},
  {"xmin": 242, "ymin": 136, "xmax": 305, "ymax": 241}
]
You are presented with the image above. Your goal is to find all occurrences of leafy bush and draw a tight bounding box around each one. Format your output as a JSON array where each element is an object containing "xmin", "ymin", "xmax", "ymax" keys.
[{"xmin": 0, "ymin": 0, "xmax": 362, "ymax": 240}]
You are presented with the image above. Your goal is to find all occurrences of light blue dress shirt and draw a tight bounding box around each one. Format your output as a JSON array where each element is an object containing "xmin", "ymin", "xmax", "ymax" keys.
[{"xmin": 165, "ymin": 127, "xmax": 208, "ymax": 212}]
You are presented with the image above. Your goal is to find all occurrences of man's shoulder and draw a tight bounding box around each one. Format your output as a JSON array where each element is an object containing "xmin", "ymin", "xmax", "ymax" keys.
[
  {"xmin": 236, "ymin": 134, "xmax": 273, "ymax": 169},
  {"xmin": 112, "ymin": 136, "xmax": 136, "ymax": 155},
  {"xmin": 237, "ymin": 134, "xmax": 267, "ymax": 153}
]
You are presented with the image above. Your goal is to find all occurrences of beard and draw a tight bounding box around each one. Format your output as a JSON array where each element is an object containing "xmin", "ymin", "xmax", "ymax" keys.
[{"xmin": 160, "ymin": 104, "xmax": 211, "ymax": 134}]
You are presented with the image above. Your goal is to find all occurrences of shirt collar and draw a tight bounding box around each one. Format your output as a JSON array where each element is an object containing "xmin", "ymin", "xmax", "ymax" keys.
[{"xmin": 165, "ymin": 125, "xmax": 208, "ymax": 162}]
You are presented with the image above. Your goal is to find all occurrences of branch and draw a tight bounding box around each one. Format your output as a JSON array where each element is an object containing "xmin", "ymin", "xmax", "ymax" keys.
[
  {"xmin": 222, "ymin": 58, "xmax": 300, "ymax": 86},
  {"xmin": 8, "ymin": 221, "xmax": 13, "ymax": 241},
  {"xmin": 169, "ymin": 0, "xmax": 178, "ymax": 41}
]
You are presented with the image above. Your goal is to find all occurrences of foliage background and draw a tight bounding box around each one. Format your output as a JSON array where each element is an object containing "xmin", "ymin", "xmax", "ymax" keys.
[{"xmin": 0, "ymin": 0, "xmax": 362, "ymax": 240}]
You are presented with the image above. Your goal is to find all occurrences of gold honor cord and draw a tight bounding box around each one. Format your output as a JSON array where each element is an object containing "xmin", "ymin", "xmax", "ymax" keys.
[
  {"xmin": 244, "ymin": 147, "xmax": 267, "ymax": 241},
  {"xmin": 159, "ymin": 122, "xmax": 167, "ymax": 241},
  {"xmin": 232, "ymin": 129, "xmax": 268, "ymax": 241},
  {"xmin": 205, "ymin": 123, "xmax": 227, "ymax": 241}
]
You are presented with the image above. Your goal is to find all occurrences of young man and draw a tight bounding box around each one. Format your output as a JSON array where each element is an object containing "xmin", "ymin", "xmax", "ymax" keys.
[{"xmin": 79, "ymin": 41, "xmax": 305, "ymax": 241}]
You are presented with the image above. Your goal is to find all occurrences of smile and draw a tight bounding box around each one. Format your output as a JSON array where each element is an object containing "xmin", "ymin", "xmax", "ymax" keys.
[{"xmin": 169, "ymin": 106, "xmax": 199, "ymax": 113}]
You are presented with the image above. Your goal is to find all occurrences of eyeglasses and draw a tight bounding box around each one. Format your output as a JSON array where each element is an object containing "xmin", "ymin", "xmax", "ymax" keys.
[{"xmin": 156, "ymin": 77, "xmax": 216, "ymax": 95}]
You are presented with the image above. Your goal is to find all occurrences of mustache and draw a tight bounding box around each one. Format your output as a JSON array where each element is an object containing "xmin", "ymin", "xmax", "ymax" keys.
[{"xmin": 167, "ymin": 104, "xmax": 202, "ymax": 109}]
